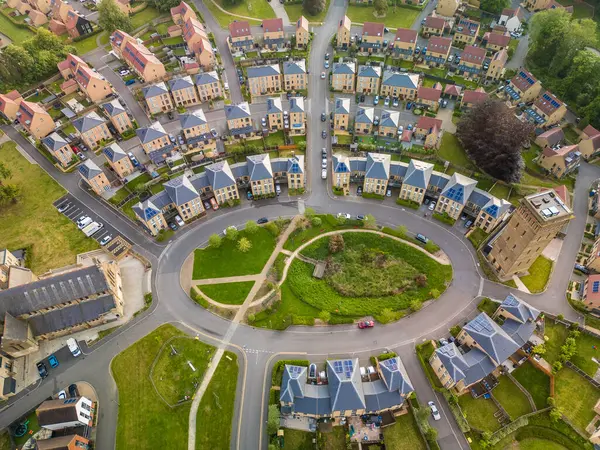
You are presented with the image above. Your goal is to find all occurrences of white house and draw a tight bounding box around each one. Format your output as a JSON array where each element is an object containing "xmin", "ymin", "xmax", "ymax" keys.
[
  {"xmin": 36, "ymin": 397, "xmax": 95, "ymax": 431},
  {"xmin": 498, "ymin": 8, "xmax": 523, "ymax": 33}
]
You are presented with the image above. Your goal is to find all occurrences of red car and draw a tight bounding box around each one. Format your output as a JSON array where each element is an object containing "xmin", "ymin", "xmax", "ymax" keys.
[
  {"xmin": 72, "ymin": 146, "xmax": 80, "ymax": 154},
  {"xmin": 358, "ymin": 321, "xmax": 375, "ymax": 329}
]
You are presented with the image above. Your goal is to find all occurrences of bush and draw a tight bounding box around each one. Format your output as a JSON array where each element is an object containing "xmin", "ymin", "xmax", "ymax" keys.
[
  {"xmin": 208, "ymin": 233, "xmax": 222, "ymax": 248},
  {"xmin": 362, "ymin": 192, "xmax": 385, "ymax": 200},
  {"xmin": 396, "ymin": 198, "xmax": 420, "ymax": 209},
  {"xmin": 311, "ymin": 217, "xmax": 322, "ymax": 227},
  {"xmin": 432, "ymin": 212, "xmax": 456, "ymax": 226},
  {"xmin": 450, "ymin": 325, "xmax": 461, "ymax": 337},
  {"xmin": 489, "ymin": 416, "xmax": 529, "ymax": 445},
  {"xmin": 265, "ymin": 222, "xmax": 280, "ymax": 237},
  {"xmin": 247, "ymin": 313, "xmax": 256, "ymax": 323}
]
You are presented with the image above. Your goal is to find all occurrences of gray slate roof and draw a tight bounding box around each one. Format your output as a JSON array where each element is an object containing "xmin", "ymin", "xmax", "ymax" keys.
[
  {"xmin": 358, "ymin": 65, "xmax": 381, "ymax": 78},
  {"xmin": 169, "ymin": 75, "xmax": 194, "ymax": 92},
  {"xmin": 102, "ymin": 99, "xmax": 125, "ymax": 117},
  {"xmin": 350, "ymin": 158, "xmax": 367, "ymax": 172},
  {"xmin": 230, "ymin": 162, "xmax": 249, "ymax": 179},
  {"xmin": 428, "ymin": 172, "xmax": 450, "ymax": 190},
  {"xmin": 365, "ymin": 153, "xmax": 391, "ymax": 180},
  {"xmin": 468, "ymin": 188, "xmax": 492, "ymax": 208},
  {"xmin": 280, "ymin": 365, "xmax": 307, "ymax": 403},
  {"xmin": 379, "ymin": 357, "xmax": 413, "ymax": 395},
  {"xmin": 404, "ymin": 159, "xmax": 433, "ymax": 189},
  {"xmin": 389, "ymin": 162, "xmax": 408, "ymax": 178},
  {"xmin": 195, "ymin": 71, "xmax": 220, "ymax": 86},
  {"xmin": 180, "ymin": 109, "xmax": 207, "ymax": 128},
  {"xmin": 463, "ymin": 313, "xmax": 518, "ymax": 365},
  {"xmin": 136, "ymin": 121, "xmax": 167, "ymax": 144},
  {"xmin": 293, "ymin": 384, "xmax": 331, "ymax": 416},
  {"xmin": 247, "ymin": 154, "xmax": 273, "ymax": 181},
  {"xmin": 247, "ymin": 64, "xmax": 280, "ymax": 78},
  {"xmin": 143, "ymin": 81, "xmax": 169, "ymax": 99},
  {"xmin": 334, "ymin": 98, "xmax": 350, "ymax": 115},
  {"xmin": 440, "ymin": 172, "xmax": 477, "ymax": 205},
  {"xmin": 380, "ymin": 110, "xmax": 399, "ymax": 128},
  {"xmin": 266, "ymin": 97, "xmax": 283, "ymax": 115},
  {"xmin": 356, "ymin": 107, "xmax": 374, "ymax": 124},
  {"xmin": 327, "ymin": 359, "xmax": 365, "ymax": 411},
  {"xmin": 289, "ymin": 97, "xmax": 305, "ymax": 113},
  {"xmin": 283, "ymin": 60, "xmax": 306, "ymax": 75},
  {"xmin": 103, "ymin": 142, "xmax": 127, "ymax": 163},
  {"xmin": 332, "ymin": 154, "xmax": 350, "ymax": 173},
  {"xmin": 73, "ymin": 111, "xmax": 105, "ymax": 133},
  {"xmin": 3, "ymin": 312, "xmax": 28, "ymax": 341},
  {"xmin": 225, "ymin": 102, "xmax": 251, "ymax": 120},
  {"xmin": 206, "ymin": 161, "xmax": 236, "ymax": 189},
  {"xmin": 500, "ymin": 294, "xmax": 540, "ymax": 324},
  {"xmin": 382, "ymin": 71, "xmax": 419, "ymax": 89},
  {"xmin": 363, "ymin": 380, "xmax": 404, "ymax": 412},
  {"xmin": 190, "ymin": 172, "xmax": 210, "ymax": 191},
  {"xmin": 78, "ymin": 159, "xmax": 102, "ymax": 180},
  {"xmin": 483, "ymin": 196, "xmax": 512, "ymax": 219},
  {"xmin": 164, "ymin": 175, "xmax": 200, "ymax": 206},
  {"xmin": 0, "ymin": 265, "xmax": 109, "ymax": 317},
  {"xmin": 42, "ymin": 132, "xmax": 68, "ymax": 151},
  {"xmin": 332, "ymin": 61, "xmax": 355, "ymax": 75}
]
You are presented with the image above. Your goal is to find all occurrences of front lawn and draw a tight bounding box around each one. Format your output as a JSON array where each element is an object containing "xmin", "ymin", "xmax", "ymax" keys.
[
  {"xmin": 130, "ymin": 6, "xmax": 163, "ymax": 29},
  {"xmin": 458, "ymin": 395, "xmax": 502, "ymax": 433},
  {"xmin": 543, "ymin": 320, "xmax": 569, "ymax": 364},
  {"xmin": 197, "ymin": 281, "xmax": 255, "ymax": 305},
  {"xmin": 572, "ymin": 332, "xmax": 600, "ymax": 377},
  {"xmin": 192, "ymin": 227, "xmax": 276, "ymax": 279},
  {"xmin": 72, "ymin": 33, "xmax": 99, "ymax": 55},
  {"xmin": 125, "ymin": 173, "xmax": 152, "ymax": 190},
  {"xmin": 519, "ymin": 255, "xmax": 552, "ymax": 293},
  {"xmin": 477, "ymin": 297, "xmax": 498, "ymax": 317},
  {"xmin": 512, "ymin": 362, "xmax": 550, "ymax": 410},
  {"xmin": 493, "ymin": 376, "xmax": 533, "ymax": 420},
  {"xmin": 0, "ymin": 142, "xmax": 98, "ymax": 273},
  {"xmin": 468, "ymin": 228, "xmax": 489, "ymax": 249},
  {"xmin": 555, "ymin": 368, "xmax": 599, "ymax": 432},
  {"xmin": 383, "ymin": 411, "xmax": 427, "ymax": 450},
  {"xmin": 437, "ymin": 133, "xmax": 475, "ymax": 169},
  {"xmin": 346, "ymin": 4, "xmax": 419, "ymax": 28},
  {"xmin": 203, "ymin": 0, "xmax": 270, "ymax": 28},
  {"xmin": 112, "ymin": 324, "xmax": 238, "ymax": 450}
]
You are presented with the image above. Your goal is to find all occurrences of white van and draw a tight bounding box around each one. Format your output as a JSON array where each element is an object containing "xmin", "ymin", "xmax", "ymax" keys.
[
  {"xmin": 77, "ymin": 216, "xmax": 92, "ymax": 229},
  {"xmin": 67, "ymin": 338, "xmax": 81, "ymax": 357}
]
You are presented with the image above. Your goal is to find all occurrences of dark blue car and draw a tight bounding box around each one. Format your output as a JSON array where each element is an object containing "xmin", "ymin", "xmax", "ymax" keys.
[{"xmin": 125, "ymin": 79, "xmax": 136, "ymax": 86}]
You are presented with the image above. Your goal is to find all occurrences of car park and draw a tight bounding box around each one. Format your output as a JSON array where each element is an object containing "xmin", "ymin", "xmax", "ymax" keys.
[
  {"xmin": 321, "ymin": 169, "xmax": 327, "ymax": 179},
  {"xmin": 100, "ymin": 235, "xmax": 112, "ymax": 246},
  {"xmin": 48, "ymin": 354, "xmax": 59, "ymax": 368},
  {"xmin": 428, "ymin": 401, "xmax": 441, "ymax": 420},
  {"xmin": 416, "ymin": 233, "xmax": 429, "ymax": 244},
  {"xmin": 37, "ymin": 362, "xmax": 48, "ymax": 379},
  {"xmin": 257, "ymin": 217, "xmax": 268, "ymax": 224},
  {"xmin": 358, "ymin": 320, "xmax": 374, "ymax": 329}
]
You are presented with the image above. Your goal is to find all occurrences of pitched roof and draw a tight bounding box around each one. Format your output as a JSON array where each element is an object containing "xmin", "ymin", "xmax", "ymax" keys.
[
  {"xmin": 247, "ymin": 64, "xmax": 280, "ymax": 78},
  {"xmin": 296, "ymin": 15, "xmax": 308, "ymax": 31},
  {"xmin": 365, "ymin": 153, "xmax": 391, "ymax": 180},
  {"xmin": 206, "ymin": 161, "xmax": 236, "ymax": 189},
  {"xmin": 492, "ymin": 48, "xmax": 509, "ymax": 64},
  {"xmin": 180, "ymin": 109, "xmax": 207, "ymax": 128},
  {"xmin": 169, "ymin": 75, "xmax": 194, "ymax": 91},
  {"xmin": 327, "ymin": 359, "xmax": 366, "ymax": 411},
  {"xmin": 287, "ymin": 155, "xmax": 304, "ymax": 174},
  {"xmin": 394, "ymin": 28, "xmax": 417, "ymax": 43},
  {"xmin": 456, "ymin": 17, "xmax": 480, "ymax": 35},
  {"xmin": 463, "ymin": 313, "xmax": 518, "ymax": 364},
  {"xmin": 170, "ymin": 1, "xmax": 194, "ymax": 18},
  {"xmin": 382, "ymin": 71, "xmax": 419, "ymax": 89},
  {"xmin": 485, "ymin": 32, "xmax": 510, "ymax": 47},
  {"xmin": 263, "ymin": 18, "xmax": 283, "ymax": 33},
  {"xmin": 229, "ymin": 20, "xmax": 252, "ymax": 38},
  {"xmin": 225, "ymin": 102, "xmax": 251, "ymax": 120},
  {"xmin": 164, "ymin": 175, "xmax": 200, "ymax": 206},
  {"xmin": 339, "ymin": 15, "xmax": 351, "ymax": 30},
  {"xmin": 444, "ymin": 84, "xmax": 462, "ymax": 96},
  {"xmin": 283, "ymin": 60, "xmax": 306, "ymax": 75},
  {"xmin": 440, "ymin": 172, "xmax": 477, "ymax": 205},
  {"xmin": 355, "ymin": 107, "xmax": 374, "ymax": 124},
  {"xmin": 143, "ymin": 81, "xmax": 169, "ymax": 99},
  {"xmin": 500, "ymin": 294, "xmax": 539, "ymax": 323},
  {"xmin": 462, "ymin": 89, "xmax": 488, "ymax": 105},
  {"xmin": 280, "ymin": 365, "xmax": 307, "ymax": 403},
  {"xmin": 379, "ymin": 357, "xmax": 413, "ymax": 394},
  {"xmin": 461, "ymin": 46, "xmax": 486, "ymax": 65},
  {"xmin": 132, "ymin": 197, "xmax": 164, "ymax": 221},
  {"xmin": 428, "ymin": 36, "xmax": 452, "ymax": 54},
  {"xmin": 78, "ymin": 159, "xmax": 103, "ymax": 180},
  {"xmin": 416, "ymin": 116, "xmax": 442, "ymax": 133},
  {"xmin": 334, "ymin": 97, "xmax": 350, "ymax": 115},
  {"xmin": 418, "ymin": 85, "xmax": 442, "ymax": 102},
  {"xmin": 332, "ymin": 154, "xmax": 351, "ymax": 173},
  {"xmin": 362, "ymin": 22, "xmax": 385, "ymax": 37},
  {"xmin": 289, "ymin": 97, "xmax": 305, "ymax": 113},
  {"xmin": 510, "ymin": 69, "xmax": 538, "ymax": 93},
  {"xmin": 534, "ymin": 91, "xmax": 564, "ymax": 116},
  {"xmin": 538, "ymin": 127, "xmax": 564, "ymax": 147},
  {"xmin": 102, "ymin": 142, "xmax": 127, "ymax": 162},
  {"xmin": 266, "ymin": 97, "xmax": 283, "ymax": 114},
  {"xmin": 136, "ymin": 121, "xmax": 167, "ymax": 144},
  {"xmin": 404, "ymin": 159, "xmax": 433, "ymax": 189},
  {"xmin": 102, "ymin": 99, "xmax": 126, "ymax": 117},
  {"xmin": 195, "ymin": 70, "xmax": 219, "ymax": 86},
  {"xmin": 424, "ymin": 16, "xmax": 446, "ymax": 29},
  {"xmin": 36, "ymin": 435, "xmax": 89, "ymax": 450},
  {"xmin": 247, "ymin": 153, "xmax": 273, "ymax": 181},
  {"xmin": 380, "ymin": 110, "xmax": 399, "ymax": 128},
  {"xmin": 42, "ymin": 132, "xmax": 68, "ymax": 151},
  {"xmin": 542, "ymin": 143, "xmax": 579, "ymax": 159},
  {"xmin": 332, "ymin": 61, "xmax": 355, "ymax": 75},
  {"xmin": 357, "ymin": 65, "xmax": 381, "ymax": 78},
  {"xmin": 37, "ymin": 398, "xmax": 89, "ymax": 427}
]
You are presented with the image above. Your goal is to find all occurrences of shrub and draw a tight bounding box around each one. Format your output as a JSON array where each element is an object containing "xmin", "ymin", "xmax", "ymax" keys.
[
  {"xmin": 432, "ymin": 212, "xmax": 456, "ymax": 226},
  {"xmin": 311, "ymin": 217, "xmax": 322, "ymax": 227},
  {"xmin": 225, "ymin": 226, "xmax": 238, "ymax": 241},
  {"xmin": 489, "ymin": 416, "xmax": 529, "ymax": 445},
  {"xmin": 271, "ymin": 359, "xmax": 310, "ymax": 385},
  {"xmin": 450, "ymin": 325, "xmax": 461, "ymax": 337},
  {"xmin": 552, "ymin": 361, "xmax": 563, "ymax": 373},
  {"xmin": 245, "ymin": 220, "xmax": 259, "ymax": 234},
  {"xmin": 265, "ymin": 222, "xmax": 280, "ymax": 237},
  {"xmin": 247, "ymin": 313, "xmax": 256, "ymax": 323},
  {"xmin": 396, "ymin": 198, "xmax": 420, "ymax": 209},
  {"xmin": 318, "ymin": 310, "xmax": 331, "ymax": 323},
  {"xmin": 328, "ymin": 233, "xmax": 345, "ymax": 253},
  {"xmin": 237, "ymin": 237, "xmax": 252, "ymax": 252},
  {"xmin": 410, "ymin": 299, "xmax": 422, "ymax": 312},
  {"xmin": 208, "ymin": 233, "xmax": 222, "ymax": 248}
]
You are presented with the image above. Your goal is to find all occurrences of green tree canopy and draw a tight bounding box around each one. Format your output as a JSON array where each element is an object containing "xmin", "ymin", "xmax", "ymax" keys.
[
  {"xmin": 303, "ymin": 0, "xmax": 325, "ymax": 16},
  {"xmin": 480, "ymin": 0, "xmax": 510, "ymax": 14},
  {"xmin": 98, "ymin": 0, "xmax": 133, "ymax": 33}
]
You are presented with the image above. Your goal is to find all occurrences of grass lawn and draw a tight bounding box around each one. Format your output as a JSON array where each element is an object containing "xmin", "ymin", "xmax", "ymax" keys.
[
  {"xmin": 62, "ymin": 123, "xmax": 76, "ymax": 135},
  {"xmin": 192, "ymin": 227, "xmax": 276, "ymax": 279},
  {"xmin": 488, "ymin": 182, "xmax": 511, "ymax": 199},
  {"xmin": 71, "ymin": 33, "xmax": 99, "ymax": 54},
  {"xmin": 383, "ymin": 411, "xmax": 427, "ymax": 450},
  {"xmin": 555, "ymin": 368, "xmax": 599, "ymax": 432},
  {"xmin": 458, "ymin": 395, "xmax": 502, "ymax": 433},
  {"xmin": 321, "ymin": 426, "xmax": 347, "ymax": 450},
  {"xmin": 283, "ymin": 214, "xmax": 363, "ymax": 251},
  {"xmin": 203, "ymin": 0, "xmax": 269, "ymax": 28},
  {"xmin": 108, "ymin": 187, "xmax": 131, "ymax": 205},
  {"xmin": 518, "ymin": 439, "xmax": 568, "ymax": 450},
  {"xmin": 563, "ymin": 125, "xmax": 580, "ymax": 144},
  {"xmin": 493, "ymin": 376, "xmax": 533, "ymax": 420},
  {"xmin": 283, "ymin": 429, "xmax": 314, "ymax": 450},
  {"xmin": 264, "ymin": 130, "xmax": 285, "ymax": 147},
  {"xmin": 0, "ymin": 430, "xmax": 10, "ymax": 450},
  {"xmin": 519, "ymin": 255, "xmax": 552, "ymax": 293},
  {"xmin": 468, "ymin": 228, "xmax": 489, "ymax": 249},
  {"xmin": 285, "ymin": 0, "xmax": 330, "ymax": 22},
  {"xmin": 151, "ymin": 336, "xmax": 215, "ymax": 404},
  {"xmin": 131, "ymin": 6, "xmax": 163, "ymax": 29},
  {"xmin": 336, "ymin": 134, "xmax": 353, "ymax": 145},
  {"xmin": 572, "ymin": 332, "xmax": 600, "ymax": 377},
  {"xmin": 0, "ymin": 142, "xmax": 98, "ymax": 273},
  {"xmin": 195, "ymin": 351, "xmax": 238, "ymax": 450},
  {"xmin": 0, "ymin": 12, "xmax": 34, "ymax": 43},
  {"xmin": 125, "ymin": 173, "xmax": 151, "ymax": 190},
  {"xmin": 438, "ymin": 133, "xmax": 475, "ymax": 169},
  {"xmin": 13, "ymin": 411, "xmax": 40, "ymax": 446},
  {"xmin": 477, "ymin": 297, "xmax": 498, "ymax": 316},
  {"xmin": 112, "ymin": 324, "xmax": 238, "ymax": 450},
  {"xmin": 197, "ymin": 281, "xmax": 255, "ymax": 305},
  {"xmin": 121, "ymin": 198, "xmax": 139, "ymax": 221},
  {"xmin": 346, "ymin": 4, "xmax": 419, "ymax": 28},
  {"xmin": 543, "ymin": 320, "xmax": 569, "ymax": 364},
  {"xmin": 512, "ymin": 362, "xmax": 551, "ymax": 410}
]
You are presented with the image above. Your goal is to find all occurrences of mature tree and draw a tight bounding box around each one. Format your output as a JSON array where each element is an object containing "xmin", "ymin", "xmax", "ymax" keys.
[
  {"xmin": 98, "ymin": 0, "xmax": 133, "ymax": 33},
  {"xmin": 208, "ymin": 233, "xmax": 222, "ymax": 248},
  {"xmin": 374, "ymin": 0, "xmax": 388, "ymax": 16},
  {"xmin": 0, "ymin": 162, "xmax": 19, "ymax": 206},
  {"xmin": 225, "ymin": 226, "xmax": 238, "ymax": 241},
  {"xmin": 328, "ymin": 233, "xmax": 345, "ymax": 253},
  {"xmin": 245, "ymin": 220, "xmax": 258, "ymax": 234},
  {"xmin": 456, "ymin": 99, "xmax": 533, "ymax": 183},
  {"xmin": 267, "ymin": 404, "xmax": 280, "ymax": 436},
  {"xmin": 533, "ymin": 343, "xmax": 546, "ymax": 355},
  {"xmin": 303, "ymin": 0, "xmax": 325, "ymax": 16},
  {"xmin": 480, "ymin": 0, "xmax": 509, "ymax": 14},
  {"xmin": 147, "ymin": 0, "xmax": 180, "ymax": 12},
  {"xmin": 561, "ymin": 50, "xmax": 600, "ymax": 108},
  {"xmin": 237, "ymin": 237, "xmax": 252, "ymax": 252}
]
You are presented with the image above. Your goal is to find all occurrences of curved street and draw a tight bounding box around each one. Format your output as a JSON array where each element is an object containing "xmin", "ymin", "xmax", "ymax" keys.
[{"xmin": 0, "ymin": 0, "xmax": 598, "ymax": 449}]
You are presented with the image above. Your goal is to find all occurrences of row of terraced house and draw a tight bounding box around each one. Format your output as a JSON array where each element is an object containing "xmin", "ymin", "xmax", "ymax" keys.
[{"xmin": 227, "ymin": 17, "xmax": 310, "ymax": 53}]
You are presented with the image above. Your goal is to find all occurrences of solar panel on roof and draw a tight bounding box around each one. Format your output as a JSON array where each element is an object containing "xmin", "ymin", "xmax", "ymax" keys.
[
  {"xmin": 593, "ymin": 281, "xmax": 600, "ymax": 293},
  {"xmin": 334, "ymin": 361, "xmax": 343, "ymax": 373}
]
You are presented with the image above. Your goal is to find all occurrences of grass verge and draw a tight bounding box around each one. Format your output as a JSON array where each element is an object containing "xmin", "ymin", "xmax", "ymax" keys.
[
  {"xmin": 519, "ymin": 255, "xmax": 552, "ymax": 293},
  {"xmin": 197, "ymin": 281, "xmax": 255, "ymax": 305}
]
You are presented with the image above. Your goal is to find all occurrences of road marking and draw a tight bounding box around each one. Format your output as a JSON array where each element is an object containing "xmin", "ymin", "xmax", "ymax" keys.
[{"xmin": 478, "ymin": 277, "xmax": 484, "ymax": 296}]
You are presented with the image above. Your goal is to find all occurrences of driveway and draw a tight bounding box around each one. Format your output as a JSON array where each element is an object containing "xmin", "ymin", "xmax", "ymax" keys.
[{"xmin": 269, "ymin": 0, "xmax": 291, "ymax": 26}]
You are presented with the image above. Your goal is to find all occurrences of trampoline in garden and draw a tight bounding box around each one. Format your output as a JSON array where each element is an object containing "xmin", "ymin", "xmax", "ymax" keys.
[{"xmin": 13, "ymin": 419, "xmax": 29, "ymax": 437}]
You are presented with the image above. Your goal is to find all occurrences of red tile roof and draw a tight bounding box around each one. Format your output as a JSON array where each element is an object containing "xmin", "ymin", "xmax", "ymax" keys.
[
  {"xmin": 534, "ymin": 91, "xmax": 563, "ymax": 116},
  {"xmin": 510, "ymin": 69, "xmax": 538, "ymax": 93},
  {"xmin": 428, "ymin": 36, "xmax": 451, "ymax": 54},
  {"xmin": 444, "ymin": 84, "xmax": 462, "ymax": 96},
  {"xmin": 486, "ymin": 32, "xmax": 510, "ymax": 47},
  {"xmin": 416, "ymin": 116, "xmax": 442, "ymax": 133},
  {"xmin": 501, "ymin": 8, "xmax": 515, "ymax": 16},
  {"xmin": 170, "ymin": 1, "xmax": 193, "ymax": 18},
  {"xmin": 552, "ymin": 185, "xmax": 570, "ymax": 206},
  {"xmin": 462, "ymin": 89, "xmax": 488, "ymax": 105},
  {"xmin": 461, "ymin": 45, "xmax": 486, "ymax": 65},
  {"xmin": 542, "ymin": 143, "xmax": 578, "ymax": 158},
  {"xmin": 49, "ymin": 19, "xmax": 67, "ymax": 34},
  {"xmin": 418, "ymin": 86, "xmax": 442, "ymax": 102},
  {"xmin": 585, "ymin": 274, "xmax": 600, "ymax": 302},
  {"xmin": 229, "ymin": 20, "xmax": 252, "ymax": 38},
  {"xmin": 537, "ymin": 127, "xmax": 564, "ymax": 147},
  {"xmin": 424, "ymin": 16, "xmax": 446, "ymax": 29},
  {"xmin": 493, "ymin": 48, "xmax": 508, "ymax": 64},
  {"xmin": 362, "ymin": 22, "xmax": 385, "ymax": 37},
  {"xmin": 263, "ymin": 18, "xmax": 283, "ymax": 33},
  {"xmin": 583, "ymin": 125, "xmax": 600, "ymax": 139},
  {"xmin": 3, "ymin": 90, "xmax": 22, "ymax": 101},
  {"xmin": 57, "ymin": 59, "xmax": 70, "ymax": 73},
  {"xmin": 394, "ymin": 28, "xmax": 417, "ymax": 43},
  {"xmin": 493, "ymin": 25, "xmax": 508, "ymax": 33}
]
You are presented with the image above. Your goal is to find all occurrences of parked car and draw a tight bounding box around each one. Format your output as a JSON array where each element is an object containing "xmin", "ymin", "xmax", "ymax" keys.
[
  {"xmin": 428, "ymin": 401, "xmax": 441, "ymax": 420},
  {"xmin": 386, "ymin": 189, "xmax": 392, "ymax": 197},
  {"xmin": 360, "ymin": 95, "xmax": 365, "ymax": 103},
  {"xmin": 57, "ymin": 202, "xmax": 70, "ymax": 213},
  {"xmin": 100, "ymin": 235, "xmax": 112, "ymax": 246},
  {"xmin": 324, "ymin": 61, "xmax": 329, "ymax": 69},
  {"xmin": 175, "ymin": 215, "xmax": 184, "ymax": 227},
  {"xmin": 48, "ymin": 355, "xmax": 59, "ymax": 368},
  {"xmin": 58, "ymin": 390, "xmax": 67, "ymax": 399},
  {"xmin": 358, "ymin": 320, "xmax": 375, "ymax": 329},
  {"xmin": 127, "ymin": 152, "xmax": 140, "ymax": 167},
  {"xmin": 322, "ymin": 158, "xmax": 327, "ymax": 169},
  {"xmin": 575, "ymin": 263, "xmax": 590, "ymax": 274},
  {"xmin": 210, "ymin": 128, "xmax": 218, "ymax": 138},
  {"xmin": 167, "ymin": 111, "xmax": 174, "ymax": 120},
  {"xmin": 441, "ymin": 100, "xmax": 448, "ymax": 108},
  {"xmin": 416, "ymin": 233, "xmax": 429, "ymax": 244},
  {"xmin": 357, "ymin": 214, "xmax": 365, "ymax": 220},
  {"xmin": 464, "ymin": 220, "xmax": 473, "ymax": 228},
  {"xmin": 261, "ymin": 117, "xmax": 267, "ymax": 127},
  {"xmin": 321, "ymin": 72, "xmax": 326, "ymax": 79},
  {"xmin": 373, "ymin": 116, "xmax": 380, "ymax": 126},
  {"xmin": 36, "ymin": 362, "xmax": 48, "ymax": 379},
  {"xmin": 406, "ymin": 101, "xmax": 413, "ymax": 110},
  {"xmin": 321, "ymin": 148, "xmax": 327, "ymax": 157},
  {"xmin": 68, "ymin": 384, "xmax": 79, "ymax": 398},
  {"xmin": 325, "ymin": 53, "xmax": 330, "ymax": 60},
  {"xmin": 448, "ymin": 54, "xmax": 454, "ymax": 63},
  {"xmin": 393, "ymin": 97, "xmax": 399, "ymax": 107},
  {"xmin": 203, "ymin": 200, "xmax": 212, "ymax": 210},
  {"xmin": 321, "ymin": 112, "xmax": 326, "ymax": 122},
  {"xmin": 78, "ymin": 153, "xmax": 86, "ymax": 160},
  {"xmin": 337, "ymin": 213, "xmax": 351, "ymax": 219},
  {"xmin": 275, "ymin": 184, "xmax": 281, "ymax": 196},
  {"xmin": 321, "ymin": 169, "xmax": 327, "ymax": 179},
  {"xmin": 428, "ymin": 201, "xmax": 436, "ymax": 211},
  {"xmin": 247, "ymin": 190, "xmax": 253, "ymax": 200},
  {"xmin": 322, "ymin": 130, "xmax": 327, "ymax": 139},
  {"xmin": 169, "ymin": 222, "xmax": 178, "ymax": 231},
  {"xmin": 357, "ymin": 186, "xmax": 363, "ymax": 195},
  {"xmin": 374, "ymin": 95, "xmax": 380, "ymax": 105},
  {"xmin": 397, "ymin": 125, "xmax": 404, "ymax": 134},
  {"xmin": 384, "ymin": 96, "xmax": 390, "ymax": 107},
  {"xmin": 125, "ymin": 79, "xmax": 136, "ymax": 86},
  {"xmin": 67, "ymin": 338, "xmax": 81, "ymax": 357},
  {"xmin": 439, "ymin": 338, "xmax": 448, "ymax": 346},
  {"xmin": 257, "ymin": 217, "xmax": 269, "ymax": 224}
]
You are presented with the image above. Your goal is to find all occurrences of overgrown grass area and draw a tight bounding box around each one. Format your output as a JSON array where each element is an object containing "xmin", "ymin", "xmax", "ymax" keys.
[
  {"xmin": 130, "ymin": 6, "xmax": 163, "ymax": 29},
  {"xmin": 13, "ymin": 411, "xmax": 40, "ymax": 446},
  {"xmin": 437, "ymin": 133, "xmax": 475, "ymax": 170},
  {"xmin": 468, "ymin": 228, "xmax": 489, "ymax": 249},
  {"xmin": 0, "ymin": 142, "xmax": 98, "ymax": 273},
  {"xmin": 346, "ymin": 4, "xmax": 419, "ymax": 28},
  {"xmin": 488, "ymin": 183, "xmax": 511, "ymax": 199},
  {"xmin": 555, "ymin": 368, "xmax": 599, "ymax": 432},
  {"xmin": 493, "ymin": 376, "xmax": 533, "ymax": 420},
  {"xmin": 284, "ymin": 0, "xmax": 330, "ymax": 22},
  {"xmin": 197, "ymin": 281, "xmax": 255, "ymax": 305},
  {"xmin": 477, "ymin": 297, "xmax": 498, "ymax": 316},
  {"xmin": 457, "ymin": 395, "xmax": 502, "ymax": 433},
  {"xmin": 151, "ymin": 336, "xmax": 215, "ymax": 404},
  {"xmin": 271, "ymin": 252, "xmax": 287, "ymax": 282},
  {"xmin": 543, "ymin": 320, "xmax": 569, "ymax": 364},
  {"xmin": 383, "ymin": 411, "xmax": 427, "ymax": 450},
  {"xmin": 192, "ymin": 227, "xmax": 276, "ymax": 279},
  {"xmin": 203, "ymin": 0, "xmax": 270, "ymax": 27},
  {"xmin": 319, "ymin": 426, "xmax": 346, "ymax": 449},
  {"xmin": 283, "ymin": 429, "xmax": 314, "ymax": 449},
  {"xmin": 519, "ymin": 255, "xmax": 552, "ymax": 293},
  {"xmin": 0, "ymin": 430, "xmax": 10, "ymax": 450},
  {"xmin": 512, "ymin": 362, "xmax": 550, "ymax": 410},
  {"xmin": 112, "ymin": 324, "xmax": 238, "ymax": 450},
  {"xmin": 71, "ymin": 33, "xmax": 99, "ymax": 54}
]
